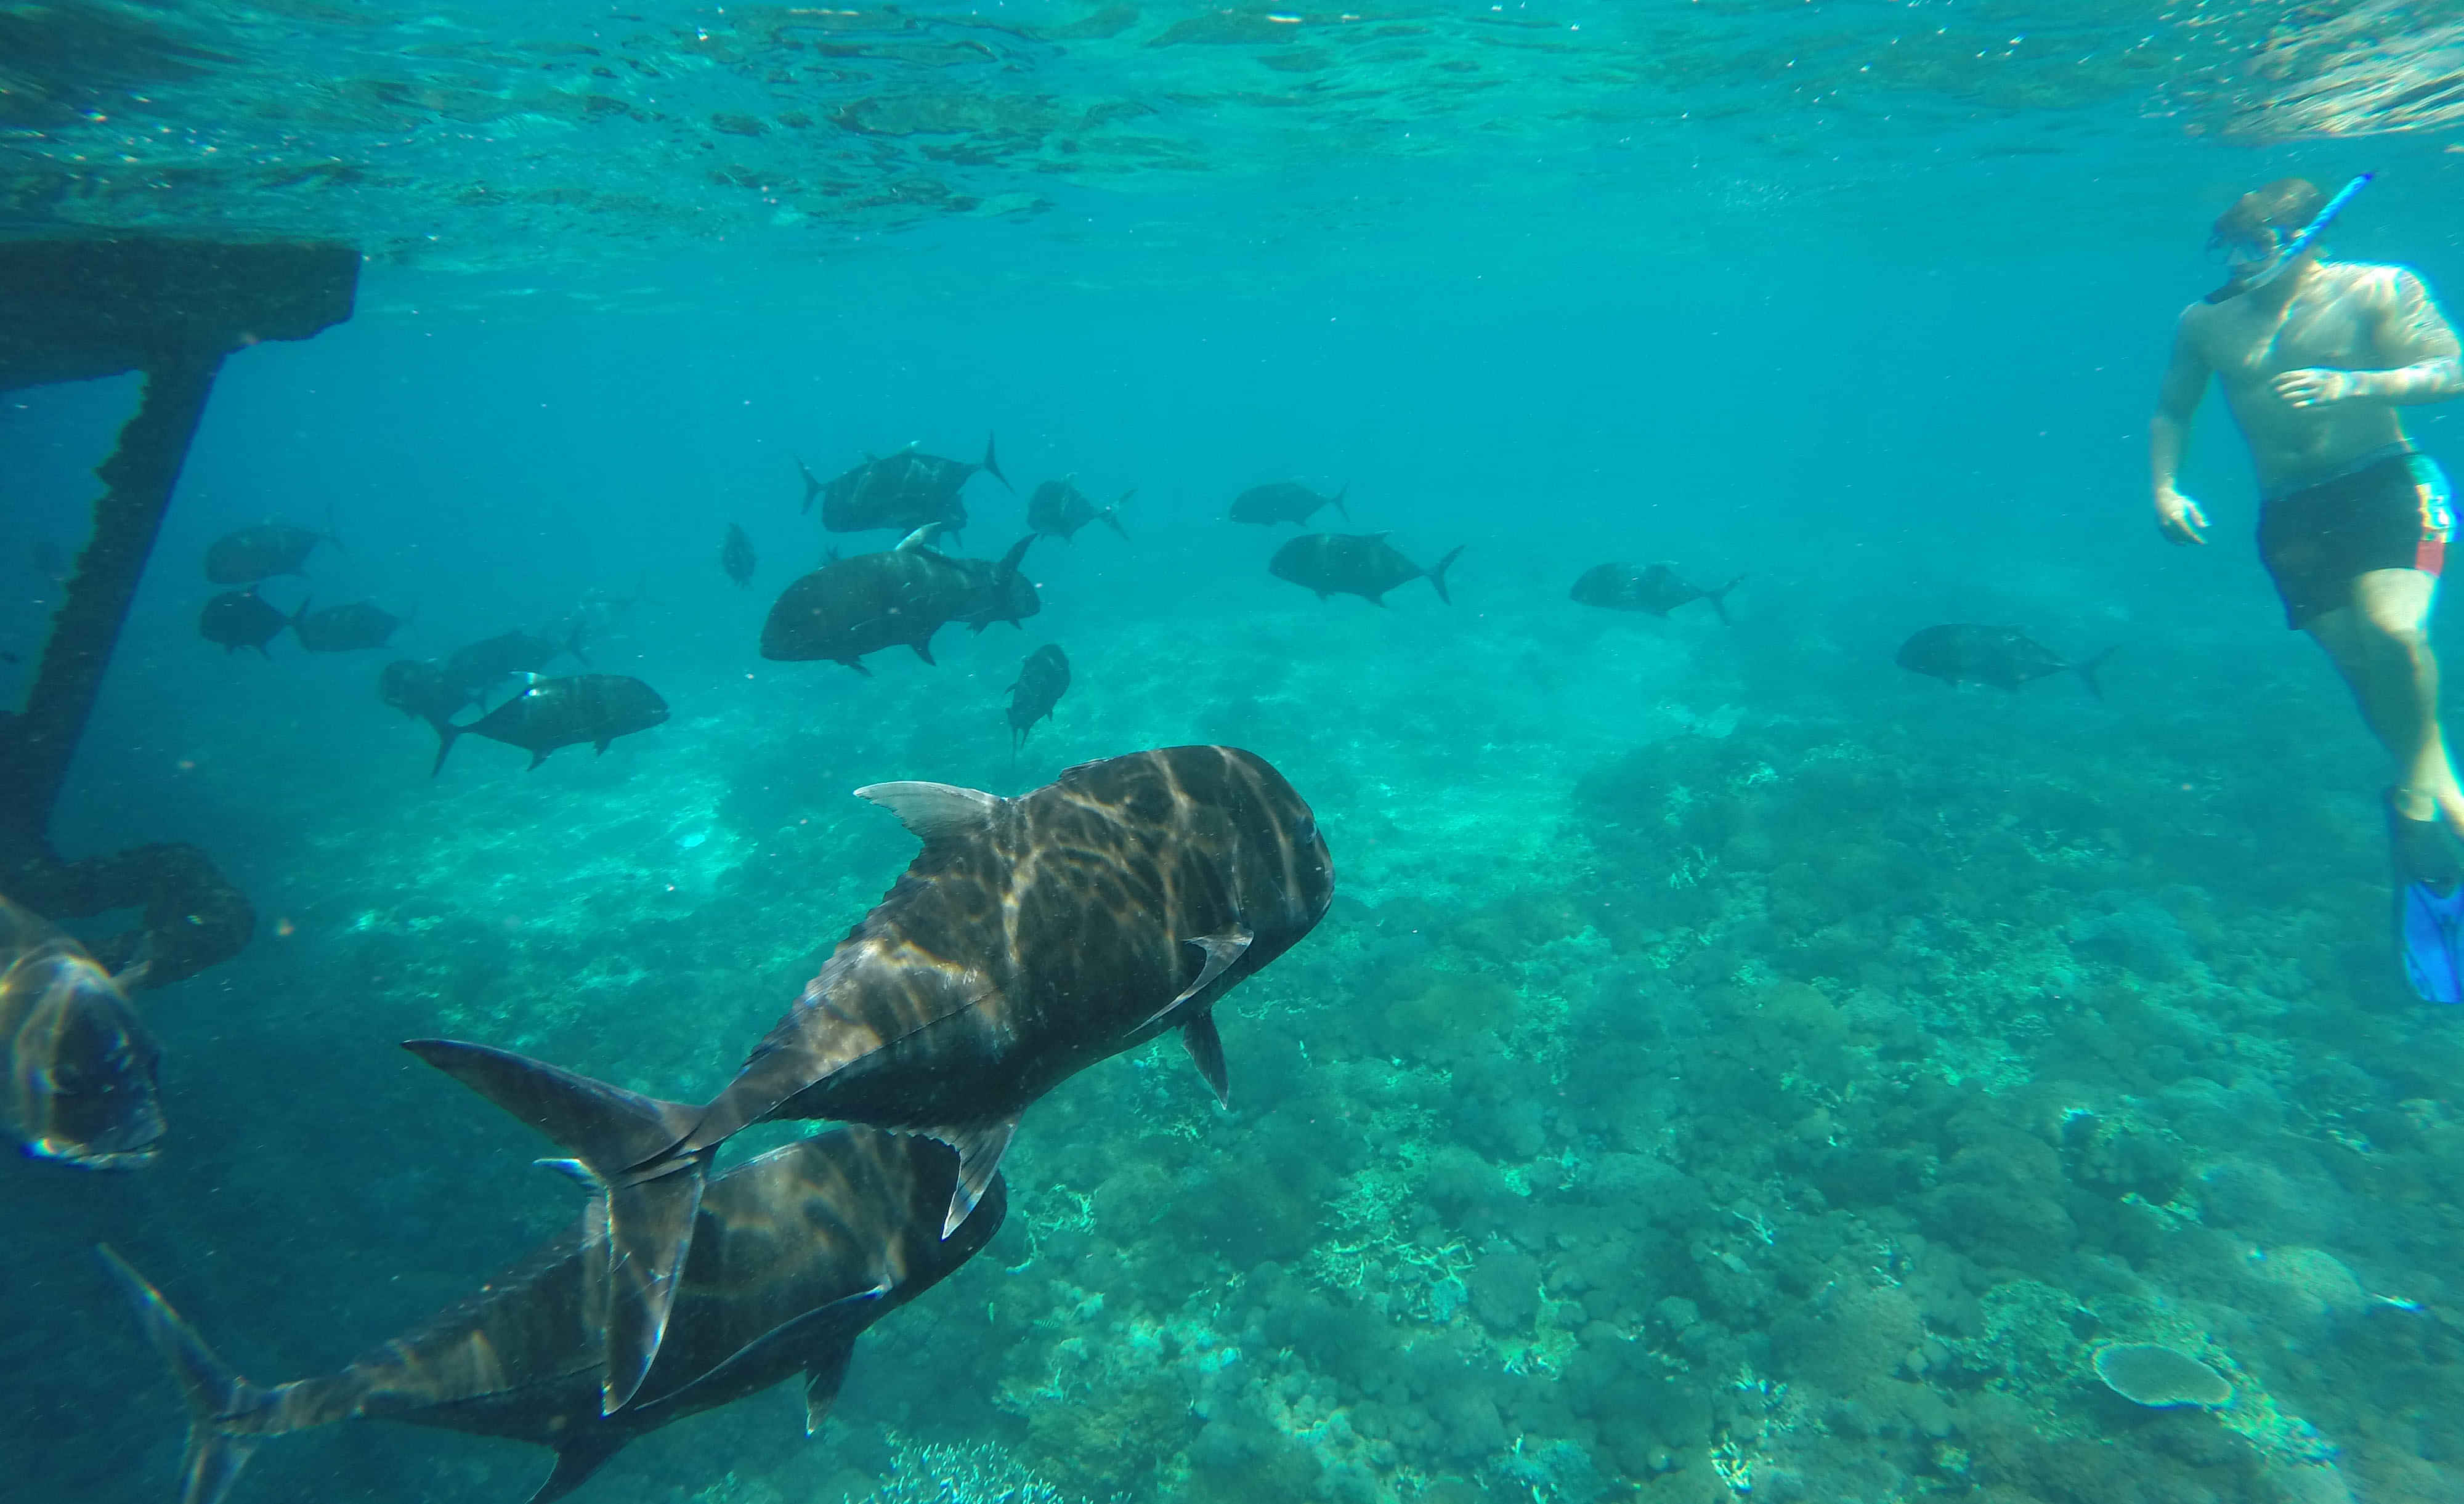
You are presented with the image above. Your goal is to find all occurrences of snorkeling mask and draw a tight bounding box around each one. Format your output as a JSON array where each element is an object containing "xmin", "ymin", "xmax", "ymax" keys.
[{"xmin": 2205, "ymin": 172, "xmax": 2373, "ymax": 304}]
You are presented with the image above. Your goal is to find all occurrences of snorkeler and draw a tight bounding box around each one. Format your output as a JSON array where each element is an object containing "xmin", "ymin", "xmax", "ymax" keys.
[{"xmin": 2149, "ymin": 176, "xmax": 2464, "ymax": 1000}]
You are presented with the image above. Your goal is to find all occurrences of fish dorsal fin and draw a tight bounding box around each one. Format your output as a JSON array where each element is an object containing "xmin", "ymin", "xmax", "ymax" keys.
[
  {"xmin": 1183, "ymin": 1012, "xmax": 1230, "ymax": 1107},
  {"xmin": 1141, "ymin": 926, "xmax": 1255, "ymax": 1029},
  {"xmin": 935, "ymin": 1117, "xmax": 1018, "ymax": 1238},
  {"xmin": 855, "ymin": 782, "xmax": 1003, "ymax": 843},
  {"xmin": 895, "ymin": 524, "xmax": 946, "ymax": 552}
]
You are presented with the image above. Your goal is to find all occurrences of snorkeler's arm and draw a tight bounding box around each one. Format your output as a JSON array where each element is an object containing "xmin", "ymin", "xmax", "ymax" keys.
[
  {"xmin": 2277, "ymin": 269, "xmax": 2464, "ymax": 408},
  {"xmin": 2359, "ymin": 269, "xmax": 2463, "ymax": 404},
  {"xmin": 2151, "ymin": 319, "xmax": 2211, "ymax": 544}
]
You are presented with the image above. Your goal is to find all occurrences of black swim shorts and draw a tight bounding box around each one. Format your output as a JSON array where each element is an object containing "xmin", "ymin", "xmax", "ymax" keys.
[{"xmin": 2256, "ymin": 449, "xmax": 2454, "ymax": 629}]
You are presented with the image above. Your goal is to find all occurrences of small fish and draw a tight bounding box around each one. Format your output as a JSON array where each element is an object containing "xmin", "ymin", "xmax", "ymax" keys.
[
  {"xmin": 411, "ymin": 745, "xmax": 1334, "ymax": 1409},
  {"xmin": 376, "ymin": 658, "xmax": 479, "ymax": 730},
  {"xmin": 203, "ymin": 522, "xmax": 336, "ymax": 585},
  {"xmin": 759, "ymin": 527, "xmax": 1028, "ymax": 673},
  {"xmin": 1569, "ymin": 564, "xmax": 1743, "ymax": 623},
  {"xmin": 817, "ymin": 437, "xmax": 1008, "ymax": 538},
  {"xmin": 722, "ymin": 522, "xmax": 757, "ymax": 586},
  {"xmin": 431, "ymin": 673, "xmax": 670, "ymax": 775},
  {"xmin": 1027, "ymin": 480, "xmax": 1131, "ymax": 543},
  {"xmin": 291, "ymin": 600, "xmax": 407, "ymax": 653},
  {"xmin": 442, "ymin": 627, "xmax": 586, "ymax": 703},
  {"xmin": 198, "ymin": 588, "xmax": 292, "ymax": 655},
  {"xmin": 1230, "ymin": 481, "xmax": 1348, "ymax": 527},
  {"xmin": 1, "ymin": 897, "xmax": 164, "ymax": 1169},
  {"xmin": 1896, "ymin": 625, "xmax": 2114, "ymax": 698},
  {"xmin": 103, "ymin": 1125, "xmax": 1002, "ymax": 1502},
  {"xmin": 1268, "ymin": 533, "xmax": 1462, "ymax": 606},
  {"xmin": 1005, "ymin": 644, "xmax": 1069, "ymax": 751}
]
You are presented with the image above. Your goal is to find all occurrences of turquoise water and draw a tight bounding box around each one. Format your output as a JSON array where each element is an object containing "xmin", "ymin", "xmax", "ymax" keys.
[{"xmin": 8, "ymin": 4, "xmax": 2464, "ymax": 1502}]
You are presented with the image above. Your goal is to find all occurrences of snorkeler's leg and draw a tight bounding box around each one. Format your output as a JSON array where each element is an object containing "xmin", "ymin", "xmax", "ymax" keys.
[{"xmin": 2346, "ymin": 568, "xmax": 2464, "ymax": 834}]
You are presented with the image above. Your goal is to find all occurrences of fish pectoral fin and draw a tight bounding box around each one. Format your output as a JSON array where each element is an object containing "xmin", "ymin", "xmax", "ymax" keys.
[
  {"xmin": 526, "ymin": 1433, "xmax": 630, "ymax": 1504},
  {"xmin": 594, "ymin": 738, "xmax": 612, "ymax": 755},
  {"xmin": 1182, "ymin": 1011, "xmax": 1231, "ymax": 1108},
  {"xmin": 934, "ymin": 1117, "xmax": 1019, "ymax": 1239},
  {"xmin": 1140, "ymin": 926, "xmax": 1256, "ymax": 1030},
  {"xmin": 802, "ymin": 1314, "xmax": 875, "ymax": 1434},
  {"xmin": 527, "ymin": 750, "xmax": 551, "ymax": 770},
  {"xmin": 855, "ymin": 781, "xmax": 1003, "ymax": 843}
]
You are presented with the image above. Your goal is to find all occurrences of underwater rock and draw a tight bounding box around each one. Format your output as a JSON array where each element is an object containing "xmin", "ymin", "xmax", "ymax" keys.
[{"xmin": 2091, "ymin": 1343, "xmax": 2234, "ymax": 1407}]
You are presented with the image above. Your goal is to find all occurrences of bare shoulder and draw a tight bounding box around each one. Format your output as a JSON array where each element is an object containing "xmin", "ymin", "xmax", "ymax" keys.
[{"xmin": 2329, "ymin": 260, "xmax": 2435, "ymax": 304}]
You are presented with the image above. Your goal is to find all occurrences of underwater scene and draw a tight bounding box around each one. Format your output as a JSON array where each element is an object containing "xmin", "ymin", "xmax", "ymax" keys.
[{"xmin": 7, "ymin": 3, "xmax": 2464, "ymax": 1503}]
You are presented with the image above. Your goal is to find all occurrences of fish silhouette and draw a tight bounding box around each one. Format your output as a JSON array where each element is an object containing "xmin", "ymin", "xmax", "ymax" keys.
[
  {"xmin": 1268, "ymin": 533, "xmax": 1463, "ymax": 606},
  {"xmin": 1895, "ymin": 625, "xmax": 2113, "ymax": 698},
  {"xmin": 1027, "ymin": 480, "xmax": 1131, "ymax": 543},
  {"xmin": 758, "ymin": 528, "xmax": 1033, "ymax": 671},
  {"xmin": 816, "ymin": 437, "xmax": 1008, "ymax": 538},
  {"xmin": 203, "ymin": 522, "xmax": 336, "ymax": 585},
  {"xmin": 1229, "ymin": 481, "xmax": 1348, "ymax": 527},
  {"xmin": 1005, "ymin": 644, "xmax": 1070, "ymax": 751},
  {"xmin": 104, "ymin": 1125, "xmax": 1002, "ymax": 1504},
  {"xmin": 1569, "ymin": 563, "xmax": 1742, "ymax": 623},
  {"xmin": 410, "ymin": 745, "xmax": 1332, "ymax": 1413}
]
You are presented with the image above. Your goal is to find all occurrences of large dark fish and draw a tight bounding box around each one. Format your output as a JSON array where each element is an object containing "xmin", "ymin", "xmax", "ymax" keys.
[
  {"xmin": 758, "ymin": 528, "xmax": 1031, "ymax": 673},
  {"xmin": 1895, "ymin": 625, "xmax": 2114, "ymax": 698},
  {"xmin": 198, "ymin": 588, "xmax": 293, "ymax": 655},
  {"xmin": 1569, "ymin": 564, "xmax": 1743, "ymax": 624},
  {"xmin": 377, "ymin": 659, "xmax": 479, "ymax": 731},
  {"xmin": 291, "ymin": 600, "xmax": 407, "ymax": 653},
  {"xmin": 1230, "ymin": 481, "xmax": 1348, "ymax": 527},
  {"xmin": 951, "ymin": 536, "xmax": 1040, "ymax": 633},
  {"xmin": 721, "ymin": 523, "xmax": 757, "ymax": 587},
  {"xmin": 431, "ymin": 674, "xmax": 670, "ymax": 775},
  {"xmin": 411, "ymin": 745, "xmax": 1332, "ymax": 1411},
  {"xmin": 442, "ymin": 628, "xmax": 586, "ymax": 703},
  {"xmin": 104, "ymin": 1125, "xmax": 1003, "ymax": 1504},
  {"xmin": 203, "ymin": 522, "xmax": 334, "ymax": 585},
  {"xmin": 817, "ymin": 437, "xmax": 1008, "ymax": 537},
  {"xmin": 1026, "ymin": 480, "xmax": 1130, "ymax": 543},
  {"xmin": 1268, "ymin": 533, "xmax": 1463, "ymax": 606},
  {"xmin": 1005, "ymin": 644, "xmax": 1069, "ymax": 751},
  {"xmin": 1, "ymin": 897, "xmax": 163, "ymax": 1169}
]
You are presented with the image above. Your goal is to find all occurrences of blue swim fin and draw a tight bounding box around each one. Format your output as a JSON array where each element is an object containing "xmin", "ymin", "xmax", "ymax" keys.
[{"xmin": 2389, "ymin": 797, "xmax": 2464, "ymax": 1004}]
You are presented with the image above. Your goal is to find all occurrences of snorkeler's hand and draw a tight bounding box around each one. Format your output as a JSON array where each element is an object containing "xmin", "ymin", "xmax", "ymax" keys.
[
  {"xmin": 2155, "ymin": 488, "xmax": 2208, "ymax": 546},
  {"xmin": 2273, "ymin": 368, "xmax": 2369, "ymax": 408}
]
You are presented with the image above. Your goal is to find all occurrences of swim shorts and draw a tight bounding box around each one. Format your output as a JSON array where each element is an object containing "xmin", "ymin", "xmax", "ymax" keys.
[{"xmin": 2256, "ymin": 448, "xmax": 2453, "ymax": 629}]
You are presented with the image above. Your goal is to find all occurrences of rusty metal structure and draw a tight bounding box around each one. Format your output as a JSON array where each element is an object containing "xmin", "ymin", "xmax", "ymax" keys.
[{"xmin": 0, "ymin": 239, "xmax": 358, "ymax": 988}]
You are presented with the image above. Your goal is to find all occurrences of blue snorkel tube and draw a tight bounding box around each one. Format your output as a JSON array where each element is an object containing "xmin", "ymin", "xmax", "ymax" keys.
[{"xmin": 2205, "ymin": 172, "xmax": 2373, "ymax": 304}]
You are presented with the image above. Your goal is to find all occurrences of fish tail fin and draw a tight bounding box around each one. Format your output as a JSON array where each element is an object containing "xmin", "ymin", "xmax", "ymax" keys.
[
  {"xmin": 1427, "ymin": 545, "xmax": 1465, "ymax": 605},
  {"xmin": 1707, "ymin": 575, "xmax": 1745, "ymax": 626},
  {"xmin": 1103, "ymin": 490, "xmax": 1133, "ymax": 540},
  {"xmin": 430, "ymin": 719, "xmax": 463, "ymax": 777},
  {"xmin": 796, "ymin": 456, "xmax": 821, "ymax": 513},
  {"xmin": 998, "ymin": 533, "xmax": 1036, "ymax": 581},
  {"xmin": 288, "ymin": 595, "xmax": 313, "ymax": 633},
  {"xmin": 982, "ymin": 434, "xmax": 1011, "ymax": 491},
  {"xmin": 98, "ymin": 1246, "xmax": 272, "ymax": 1504},
  {"xmin": 1333, "ymin": 483, "xmax": 1351, "ymax": 522},
  {"xmin": 2076, "ymin": 646, "xmax": 2117, "ymax": 701},
  {"xmin": 399, "ymin": 1040, "xmax": 708, "ymax": 1415}
]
